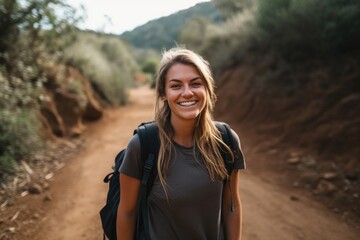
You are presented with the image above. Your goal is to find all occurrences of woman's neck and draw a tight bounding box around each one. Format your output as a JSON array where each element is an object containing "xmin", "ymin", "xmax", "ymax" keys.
[{"xmin": 171, "ymin": 118, "xmax": 196, "ymax": 147}]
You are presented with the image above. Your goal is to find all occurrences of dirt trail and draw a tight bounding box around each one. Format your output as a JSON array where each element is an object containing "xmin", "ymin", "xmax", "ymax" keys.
[{"xmin": 20, "ymin": 87, "xmax": 360, "ymax": 239}]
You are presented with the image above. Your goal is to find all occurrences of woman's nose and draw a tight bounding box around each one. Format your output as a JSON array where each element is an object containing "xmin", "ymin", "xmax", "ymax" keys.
[{"xmin": 181, "ymin": 85, "xmax": 194, "ymax": 98}]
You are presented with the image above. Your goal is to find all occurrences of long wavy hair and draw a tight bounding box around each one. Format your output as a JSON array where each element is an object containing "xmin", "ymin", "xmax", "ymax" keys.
[{"xmin": 154, "ymin": 47, "xmax": 234, "ymax": 192}]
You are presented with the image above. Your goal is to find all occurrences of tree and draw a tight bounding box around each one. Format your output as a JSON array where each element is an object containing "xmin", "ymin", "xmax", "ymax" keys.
[
  {"xmin": 0, "ymin": 0, "xmax": 81, "ymax": 64},
  {"xmin": 212, "ymin": 0, "xmax": 252, "ymax": 19},
  {"xmin": 179, "ymin": 16, "xmax": 212, "ymax": 50}
]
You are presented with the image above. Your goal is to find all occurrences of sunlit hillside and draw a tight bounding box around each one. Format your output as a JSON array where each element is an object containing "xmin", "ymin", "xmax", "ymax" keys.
[{"xmin": 120, "ymin": 1, "xmax": 221, "ymax": 50}]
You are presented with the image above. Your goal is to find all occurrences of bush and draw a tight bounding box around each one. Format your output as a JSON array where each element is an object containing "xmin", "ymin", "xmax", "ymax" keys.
[
  {"xmin": 0, "ymin": 57, "xmax": 44, "ymax": 178},
  {"xmin": 0, "ymin": 109, "xmax": 43, "ymax": 178},
  {"xmin": 256, "ymin": 0, "xmax": 360, "ymax": 59},
  {"xmin": 64, "ymin": 32, "xmax": 140, "ymax": 106},
  {"xmin": 199, "ymin": 7, "xmax": 259, "ymax": 75}
]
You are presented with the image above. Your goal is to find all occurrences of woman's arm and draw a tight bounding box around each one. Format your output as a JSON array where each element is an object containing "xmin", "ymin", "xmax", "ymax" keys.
[
  {"xmin": 222, "ymin": 169, "xmax": 242, "ymax": 240},
  {"xmin": 117, "ymin": 173, "xmax": 141, "ymax": 240}
]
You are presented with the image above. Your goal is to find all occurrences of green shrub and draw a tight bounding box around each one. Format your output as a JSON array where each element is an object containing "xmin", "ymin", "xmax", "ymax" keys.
[
  {"xmin": 0, "ymin": 109, "xmax": 43, "ymax": 178},
  {"xmin": 0, "ymin": 61, "xmax": 44, "ymax": 179},
  {"xmin": 257, "ymin": 0, "xmax": 360, "ymax": 59},
  {"xmin": 142, "ymin": 61, "xmax": 158, "ymax": 75},
  {"xmin": 199, "ymin": 7, "xmax": 259, "ymax": 75},
  {"xmin": 64, "ymin": 32, "xmax": 140, "ymax": 106},
  {"xmin": 0, "ymin": 153, "xmax": 18, "ymax": 176}
]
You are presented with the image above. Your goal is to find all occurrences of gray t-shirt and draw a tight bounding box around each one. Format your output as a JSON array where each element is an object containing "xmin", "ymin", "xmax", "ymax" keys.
[{"xmin": 119, "ymin": 129, "xmax": 245, "ymax": 240}]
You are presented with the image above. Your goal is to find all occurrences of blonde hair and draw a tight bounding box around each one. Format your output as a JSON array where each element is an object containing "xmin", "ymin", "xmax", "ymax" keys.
[{"xmin": 154, "ymin": 47, "xmax": 234, "ymax": 192}]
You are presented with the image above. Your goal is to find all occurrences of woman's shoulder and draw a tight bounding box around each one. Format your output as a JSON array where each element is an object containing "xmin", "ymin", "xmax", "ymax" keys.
[{"xmin": 126, "ymin": 133, "xmax": 141, "ymax": 152}]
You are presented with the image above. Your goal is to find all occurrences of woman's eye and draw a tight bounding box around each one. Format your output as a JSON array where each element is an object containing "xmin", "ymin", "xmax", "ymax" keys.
[
  {"xmin": 170, "ymin": 84, "xmax": 181, "ymax": 89},
  {"xmin": 192, "ymin": 82, "xmax": 202, "ymax": 87}
]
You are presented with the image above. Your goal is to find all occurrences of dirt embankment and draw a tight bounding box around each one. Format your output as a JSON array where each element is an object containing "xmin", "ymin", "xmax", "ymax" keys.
[{"xmin": 215, "ymin": 56, "xmax": 360, "ymax": 223}]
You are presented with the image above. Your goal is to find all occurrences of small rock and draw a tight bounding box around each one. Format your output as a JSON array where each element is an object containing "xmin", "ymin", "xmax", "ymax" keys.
[
  {"xmin": 55, "ymin": 162, "xmax": 65, "ymax": 170},
  {"xmin": 353, "ymin": 193, "xmax": 359, "ymax": 198},
  {"xmin": 20, "ymin": 191, "xmax": 28, "ymax": 197},
  {"xmin": 287, "ymin": 157, "xmax": 300, "ymax": 164},
  {"xmin": 42, "ymin": 182, "xmax": 50, "ymax": 190},
  {"xmin": 301, "ymin": 155, "xmax": 317, "ymax": 167},
  {"xmin": 315, "ymin": 180, "xmax": 337, "ymax": 195},
  {"xmin": 290, "ymin": 152, "xmax": 300, "ymax": 158},
  {"xmin": 8, "ymin": 227, "xmax": 16, "ymax": 233},
  {"xmin": 43, "ymin": 194, "xmax": 52, "ymax": 202},
  {"xmin": 28, "ymin": 183, "xmax": 42, "ymax": 194},
  {"xmin": 290, "ymin": 195, "xmax": 299, "ymax": 201},
  {"xmin": 32, "ymin": 213, "xmax": 40, "ymax": 220},
  {"xmin": 292, "ymin": 181, "xmax": 300, "ymax": 187},
  {"xmin": 322, "ymin": 172, "xmax": 338, "ymax": 180}
]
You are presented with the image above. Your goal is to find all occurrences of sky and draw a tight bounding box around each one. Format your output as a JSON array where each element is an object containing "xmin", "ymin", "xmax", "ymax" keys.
[{"xmin": 68, "ymin": 0, "xmax": 210, "ymax": 34}]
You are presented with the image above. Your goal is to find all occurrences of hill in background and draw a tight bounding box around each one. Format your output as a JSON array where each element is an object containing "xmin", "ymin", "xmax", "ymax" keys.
[{"xmin": 120, "ymin": 2, "xmax": 220, "ymax": 51}]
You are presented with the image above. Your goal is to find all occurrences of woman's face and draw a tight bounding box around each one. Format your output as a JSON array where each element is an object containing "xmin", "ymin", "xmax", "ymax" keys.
[{"xmin": 163, "ymin": 63, "xmax": 206, "ymax": 124}]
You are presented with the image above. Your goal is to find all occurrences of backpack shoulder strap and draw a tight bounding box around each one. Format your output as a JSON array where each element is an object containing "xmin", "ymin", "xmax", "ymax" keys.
[
  {"xmin": 134, "ymin": 121, "xmax": 159, "ymax": 186},
  {"xmin": 134, "ymin": 121, "xmax": 159, "ymax": 240},
  {"xmin": 135, "ymin": 121, "xmax": 159, "ymax": 164},
  {"xmin": 214, "ymin": 121, "xmax": 235, "ymax": 175}
]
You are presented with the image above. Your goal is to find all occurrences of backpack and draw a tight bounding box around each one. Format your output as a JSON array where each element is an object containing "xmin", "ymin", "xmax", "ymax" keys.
[{"xmin": 99, "ymin": 121, "xmax": 236, "ymax": 240}]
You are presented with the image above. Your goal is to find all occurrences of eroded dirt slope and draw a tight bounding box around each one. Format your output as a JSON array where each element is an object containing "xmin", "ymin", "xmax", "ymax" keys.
[{"xmin": 215, "ymin": 57, "xmax": 360, "ymax": 222}]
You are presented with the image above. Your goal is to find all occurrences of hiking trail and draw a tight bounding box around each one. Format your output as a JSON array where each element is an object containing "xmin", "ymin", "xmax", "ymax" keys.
[{"xmin": 6, "ymin": 86, "xmax": 360, "ymax": 240}]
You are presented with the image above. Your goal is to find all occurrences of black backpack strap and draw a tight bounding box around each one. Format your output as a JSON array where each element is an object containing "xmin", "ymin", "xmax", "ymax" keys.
[
  {"xmin": 134, "ymin": 121, "xmax": 159, "ymax": 240},
  {"xmin": 214, "ymin": 121, "xmax": 235, "ymax": 175},
  {"xmin": 135, "ymin": 121, "xmax": 160, "ymax": 188},
  {"xmin": 214, "ymin": 121, "xmax": 238, "ymax": 212}
]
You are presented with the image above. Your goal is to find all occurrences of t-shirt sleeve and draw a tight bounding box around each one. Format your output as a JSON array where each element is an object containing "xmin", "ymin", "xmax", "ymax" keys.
[
  {"xmin": 119, "ymin": 134, "xmax": 142, "ymax": 180},
  {"xmin": 230, "ymin": 128, "xmax": 246, "ymax": 170}
]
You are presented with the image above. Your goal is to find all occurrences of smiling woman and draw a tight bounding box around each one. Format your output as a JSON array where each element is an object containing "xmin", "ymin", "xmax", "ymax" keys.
[
  {"xmin": 68, "ymin": 0, "xmax": 210, "ymax": 34},
  {"xmin": 117, "ymin": 47, "xmax": 246, "ymax": 240}
]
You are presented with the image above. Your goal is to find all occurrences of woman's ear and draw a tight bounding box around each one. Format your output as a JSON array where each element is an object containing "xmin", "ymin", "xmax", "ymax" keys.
[{"xmin": 161, "ymin": 96, "xmax": 167, "ymax": 101}]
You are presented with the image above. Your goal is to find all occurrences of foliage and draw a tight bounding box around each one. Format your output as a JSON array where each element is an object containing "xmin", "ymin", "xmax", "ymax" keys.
[
  {"xmin": 0, "ymin": 0, "xmax": 81, "ymax": 178},
  {"xmin": 0, "ymin": 0, "xmax": 81, "ymax": 61},
  {"xmin": 179, "ymin": 16, "xmax": 213, "ymax": 51},
  {"xmin": 199, "ymin": 7, "xmax": 259, "ymax": 75},
  {"xmin": 191, "ymin": 0, "xmax": 360, "ymax": 75},
  {"xmin": 0, "ymin": 109, "xmax": 42, "ymax": 177},
  {"xmin": 120, "ymin": 2, "xmax": 221, "ymax": 51},
  {"xmin": 132, "ymin": 48, "xmax": 161, "ymax": 67},
  {"xmin": 212, "ymin": 0, "xmax": 253, "ymax": 19},
  {"xmin": 63, "ymin": 31, "xmax": 140, "ymax": 105},
  {"xmin": 256, "ymin": 0, "xmax": 360, "ymax": 60},
  {"xmin": 142, "ymin": 61, "xmax": 157, "ymax": 75}
]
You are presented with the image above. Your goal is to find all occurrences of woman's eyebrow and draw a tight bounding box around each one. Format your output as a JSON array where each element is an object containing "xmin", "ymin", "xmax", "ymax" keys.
[{"xmin": 169, "ymin": 77, "xmax": 201, "ymax": 82}]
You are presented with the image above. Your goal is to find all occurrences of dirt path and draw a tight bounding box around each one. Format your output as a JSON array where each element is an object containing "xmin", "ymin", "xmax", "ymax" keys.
[{"xmin": 10, "ymin": 87, "xmax": 360, "ymax": 239}]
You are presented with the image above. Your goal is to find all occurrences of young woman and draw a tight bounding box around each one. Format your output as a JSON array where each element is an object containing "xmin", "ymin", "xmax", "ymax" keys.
[{"xmin": 117, "ymin": 47, "xmax": 245, "ymax": 240}]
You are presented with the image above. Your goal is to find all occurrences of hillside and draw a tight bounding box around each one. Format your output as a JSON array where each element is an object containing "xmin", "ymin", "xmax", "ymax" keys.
[
  {"xmin": 215, "ymin": 55, "xmax": 360, "ymax": 222},
  {"xmin": 120, "ymin": 1, "xmax": 220, "ymax": 50}
]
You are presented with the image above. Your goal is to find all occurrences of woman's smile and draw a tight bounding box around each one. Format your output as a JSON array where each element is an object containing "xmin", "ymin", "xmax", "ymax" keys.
[{"xmin": 178, "ymin": 100, "xmax": 198, "ymax": 107}]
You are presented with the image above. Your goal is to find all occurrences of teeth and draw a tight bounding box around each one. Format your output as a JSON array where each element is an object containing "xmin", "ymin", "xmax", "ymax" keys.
[{"xmin": 179, "ymin": 101, "xmax": 196, "ymax": 106}]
